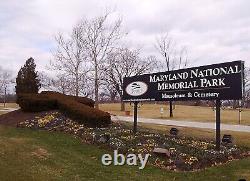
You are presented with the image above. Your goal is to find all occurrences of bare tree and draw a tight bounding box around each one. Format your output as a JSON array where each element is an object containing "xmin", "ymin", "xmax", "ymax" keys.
[
  {"xmin": 155, "ymin": 33, "xmax": 189, "ymax": 70},
  {"xmin": 52, "ymin": 74, "xmax": 70, "ymax": 94},
  {"xmin": 155, "ymin": 33, "xmax": 173, "ymax": 71},
  {"xmin": 225, "ymin": 66, "xmax": 250, "ymax": 108},
  {"xmin": 51, "ymin": 24, "xmax": 88, "ymax": 97},
  {"xmin": 177, "ymin": 46, "xmax": 189, "ymax": 69},
  {"xmin": 78, "ymin": 12, "xmax": 124, "ymax": 109},
  {"xmin": 155, "ymin": 33, "xmax": 189, "ymax": 117},
  {"xmin": 39, "ymin": 72, "xmax": 70, "ymax": 94},
  {"xmin": 242, "ymin": 66, "xmax": 250, "ymax": 107},
  {"xmin": 102, "ymin": 78, "xmax": 118, "ymax": 102},
  {"xmin": 0, "ymin": 68, "xmax": 13, "ymax": 107},
  {"xmin": 105, "ymin": 47, "xmax": 157, "ymax": 111},
  {"xmin": 38, "ymin": 71, "xmax": 54, "ymax": 91}
]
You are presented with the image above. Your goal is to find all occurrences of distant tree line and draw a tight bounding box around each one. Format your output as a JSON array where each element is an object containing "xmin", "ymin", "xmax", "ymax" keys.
[{"xmin": 0, "ymin": 94, "xmax": 16, "ymax": 103}]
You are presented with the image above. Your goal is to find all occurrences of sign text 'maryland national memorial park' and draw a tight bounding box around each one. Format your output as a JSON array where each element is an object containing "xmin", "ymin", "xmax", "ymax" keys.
[{"xmin": 123, "ymin": 61, "xmax": 244, "ymax": 102}]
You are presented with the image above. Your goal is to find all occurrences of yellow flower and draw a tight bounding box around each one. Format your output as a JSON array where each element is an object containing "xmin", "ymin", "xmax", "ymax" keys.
[
  {"xmin": 38, "ymin": 114, "xmax": 55, "ymax": 127},
  {"xmin": 169, "ymin": 148, "xmax": 176, "ymax": 153},
  {"xmin": 189, "ymin": 156, "xmax": 198, "ymax": 162}
]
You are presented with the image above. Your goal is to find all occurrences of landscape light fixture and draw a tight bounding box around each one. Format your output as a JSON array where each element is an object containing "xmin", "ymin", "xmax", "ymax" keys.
[{"xmin": 170, "ymin": 127, "xmax": 179, "ymax": 136}]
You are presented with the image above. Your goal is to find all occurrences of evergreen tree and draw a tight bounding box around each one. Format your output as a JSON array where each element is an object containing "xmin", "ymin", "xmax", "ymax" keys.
[{"xmin": 15, "ymin": 57, "xmax": 41, "ymax": 96}]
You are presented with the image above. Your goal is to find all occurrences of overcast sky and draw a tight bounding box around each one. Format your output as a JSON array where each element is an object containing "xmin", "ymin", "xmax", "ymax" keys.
[{"xmin": 0, "ymin": 0, "xmax": 250, "ymax": 75}]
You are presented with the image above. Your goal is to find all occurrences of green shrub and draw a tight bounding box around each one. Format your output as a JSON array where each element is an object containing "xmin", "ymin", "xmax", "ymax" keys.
[{"xmin": 17, "ymin": 91, "xmax": 111, "ymax": 127}]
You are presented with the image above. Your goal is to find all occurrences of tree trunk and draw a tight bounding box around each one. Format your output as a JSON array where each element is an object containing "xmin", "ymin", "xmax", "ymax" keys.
[
  {"xmin": 94, "ymin": 62, "xmax": 99, "ymax": 109},
  {"xmin": 3, "ymin": 87, "xmax": 6, "ymax": 108},
  {"xmin": 232, "ymin": 100, "xmax": 238, "ymax": 109},
  {"xmin": 120, "ymin": 101, "xmax": 125, "ymax": 111},
  {"xmin": 75, "ymin": 74, "xmax": 79, "ymax": 97},
  {"xmin": 110, "ymin": 91, "xmax": 116, "ymax": 102}
]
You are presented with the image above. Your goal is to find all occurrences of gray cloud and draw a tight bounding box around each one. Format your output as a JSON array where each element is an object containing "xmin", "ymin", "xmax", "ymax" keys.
[{"xmin": 0, "ymin": 0, "xmax": 249, "ymax": 76}]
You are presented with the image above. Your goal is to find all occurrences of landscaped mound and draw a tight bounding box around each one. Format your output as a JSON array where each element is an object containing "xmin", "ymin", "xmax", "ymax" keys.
[
  {"xmin": 17, "ymin": 91, "xmax": 111, "ymax": 127},
  {"xmin": 18, "ymin": 111, "xmax": 250, "ymax": 171}
]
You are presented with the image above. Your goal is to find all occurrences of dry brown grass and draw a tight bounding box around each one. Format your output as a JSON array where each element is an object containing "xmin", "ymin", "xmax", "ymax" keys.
[
  {"xmin": 31, "ymin": 147, "xmax": 51, "ymax": 159},
  {"xmin": 100, "ymin": 103, "xmax": 250, "ymax": 125},
  {"xmin": 0, "ymin": 103, "xmax": 19, "ymax": 109},
  {"xmin": 121, "ymin": 121, "xmax": 250, "ymax": 148}
]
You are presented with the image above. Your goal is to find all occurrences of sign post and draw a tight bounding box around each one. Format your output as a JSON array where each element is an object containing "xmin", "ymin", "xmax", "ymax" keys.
[
  {"xmin": 239, "ymin": 100, "xmax": 242, "ymax": 124},
  {"xmin": 215, "ymin": 100, "xmax": 221, "ymax": 150},
  {"xmin": 169, "ymin": 101, "xmax": 173, "ymax": 117},
  {"xmin": 133, "ymin": 101, "xmax": 138, "ymax": 134}
]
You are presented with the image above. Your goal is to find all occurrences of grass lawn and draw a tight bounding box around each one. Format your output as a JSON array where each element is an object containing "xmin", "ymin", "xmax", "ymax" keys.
[
  {"xmin": 100, "ymin": 103, "xmax": 250, "ymax": 125},
  {"xmin": 0, "ymin": 125, "xmax": 249, "ymax": 181}
]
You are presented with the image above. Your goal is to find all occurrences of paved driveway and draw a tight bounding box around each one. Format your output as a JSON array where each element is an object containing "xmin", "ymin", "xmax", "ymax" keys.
[
  {"xmin": 112, "ymin": 115, "xmax": 250, "ymax": 133},
  {"xmin": 0, "ymin": 108, "xmax": 19, "ymax": 112}
]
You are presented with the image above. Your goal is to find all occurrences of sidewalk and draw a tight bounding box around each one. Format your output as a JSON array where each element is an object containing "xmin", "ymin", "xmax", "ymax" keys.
[{"xmin": 111, "ymin": 115, "xmax": 250, "ymax": 133}]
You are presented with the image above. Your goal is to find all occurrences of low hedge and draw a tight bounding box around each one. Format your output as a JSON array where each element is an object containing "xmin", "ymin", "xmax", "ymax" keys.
[
  {"xmin": 57, "ymin": 99, "xmax": 110, "ymax": 127},
  {"xmin": 41, "ymin": 91, "xmax": 95, "ymax": 107},
  {"xmin": 17, "ymin": 94, "xmax": 57, "ymax": 112},
  {"xmin": 17, "ymin": 91, "xmax": 110, "ymax": 127},
  {"xmin": 73, "ymin": 96, "xmax": 95, "ymax": 107}
]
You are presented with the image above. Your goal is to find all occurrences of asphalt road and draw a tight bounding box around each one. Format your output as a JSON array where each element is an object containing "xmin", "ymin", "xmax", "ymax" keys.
[{"xmin": 111, "ymin": 115, "xmax": 250, "ymax": 133}]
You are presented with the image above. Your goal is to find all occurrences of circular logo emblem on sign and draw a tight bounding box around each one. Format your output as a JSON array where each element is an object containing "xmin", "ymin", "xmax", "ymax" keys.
[{"xmin": 125, "ymin": 81, "xmax": 148, "ymax": 96}]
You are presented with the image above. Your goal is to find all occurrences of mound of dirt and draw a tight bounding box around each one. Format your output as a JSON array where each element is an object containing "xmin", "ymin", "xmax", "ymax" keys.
[{"xmin": 0, "ymin": 109, "xmax": 57, "ymax": 126}]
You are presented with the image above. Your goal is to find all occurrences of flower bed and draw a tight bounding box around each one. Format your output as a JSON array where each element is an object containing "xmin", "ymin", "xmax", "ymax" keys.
[
  {"xmin": 17, "ymin": 111, "xmax": 250, "ymax": 171},
  {"xmin": 17, "ymin": 92, "xmax": 111, "ymax": 127}
]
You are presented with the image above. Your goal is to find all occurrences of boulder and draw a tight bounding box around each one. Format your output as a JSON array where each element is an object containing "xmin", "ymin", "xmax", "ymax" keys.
[{"xmin": 153, "ymin": 148, "xmax": 170, "ymax": 157}]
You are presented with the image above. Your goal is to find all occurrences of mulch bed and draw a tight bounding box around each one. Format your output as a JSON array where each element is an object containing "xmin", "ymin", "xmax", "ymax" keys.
[
  {"xmin": 14, "ymin": 110, "xmax": 250, "ymax": 171},
  {"xmin": 0, "ymin": 109, "xmax": 56, "ymax": 126}
]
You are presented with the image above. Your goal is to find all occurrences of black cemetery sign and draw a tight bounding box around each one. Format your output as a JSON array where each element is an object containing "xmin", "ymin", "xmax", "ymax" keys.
[
  {"xmin": 123, "ymin": 60, "xmax": 244, "ymax": 150},
  {"xmin": 123, "ymin": 61, "xmax": 244, "ymax": 102}
]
